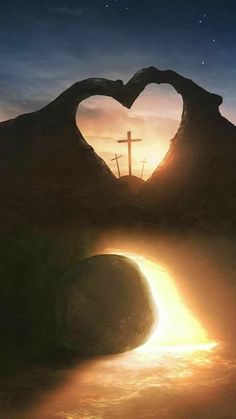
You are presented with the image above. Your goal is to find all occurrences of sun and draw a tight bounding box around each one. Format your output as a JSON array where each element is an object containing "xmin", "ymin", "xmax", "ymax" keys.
[{"xmin": 106, "ymin": 250, "xmax": 217, "ymax": 354}]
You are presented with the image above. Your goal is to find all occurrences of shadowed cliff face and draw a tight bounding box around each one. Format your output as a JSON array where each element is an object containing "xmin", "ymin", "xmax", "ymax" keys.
[
  {"xmin": 138, "ymin": 73, "xmax": 236, "ymax": 229},
  {"xmin": 0, "ymin": 66, "xmax": 235, "ymax": 230},
  {"xmin": 0, "ymin": 79, "xmax": 126, "ymax": 228}
]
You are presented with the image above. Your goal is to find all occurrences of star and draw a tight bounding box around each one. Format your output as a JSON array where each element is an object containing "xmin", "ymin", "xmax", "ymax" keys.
[
  {"xmin": 201, "ymin": 61, "xmax": 205, "ymax": 65},
  {"xmin": 105, "ymin": 4, "xmax": 109, "ymax": 8},
  {"xmin": 212, "ymin": 39, "xmax": 216, "ymax": 43},
  {"xmin": 198, "ymin": 20, "xmax": 202, "ymax": 23}
]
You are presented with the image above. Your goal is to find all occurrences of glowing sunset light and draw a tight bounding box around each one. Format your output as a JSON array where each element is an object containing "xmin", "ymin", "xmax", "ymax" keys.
[
  {"xmin": 107, "ymin": 250, "xmax": 217, "ymax": 354},
  {"xmin": 77, "ymin": 84, "xmax": 182, "ymax": 180}
]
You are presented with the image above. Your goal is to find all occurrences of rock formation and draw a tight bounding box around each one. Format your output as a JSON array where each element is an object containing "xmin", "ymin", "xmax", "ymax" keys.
[
  {"xmin": 56, "ymin": 254, "xmax": 156, "ymax": 355},
  {"xmin": 0, "ymin": 250, "xmax": 157, "ymax": 357},
  {"xmin": 1, "ymin": 67, "xmax": 236, "ymax": 360},
  {"xmin": 0, "ymin": 78, "xmax": 128, "ymax": 228},
  {"xmin": 1, "ymin": 66, "xmax": 236, "ymax": 229},
  {"xmin": 136, "ymin": 69, "xmax": 236, "ymax": 230}
]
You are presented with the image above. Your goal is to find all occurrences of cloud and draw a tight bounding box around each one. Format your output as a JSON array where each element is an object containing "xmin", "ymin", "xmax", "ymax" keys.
[
  {"xmin": 77, "ymin": 95, "xmax": 182, "ymax": 142},
  {"xmin": 51, "ymin": 6, "xmax": 98, "ymax": 19},
  {"xmin": 76, "ymin": 97, "xmax": 183, "ymax": 179}
]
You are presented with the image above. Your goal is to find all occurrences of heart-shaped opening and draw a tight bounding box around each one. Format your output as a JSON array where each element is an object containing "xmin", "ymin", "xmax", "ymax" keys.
[{"xmin": 77, "ymin": 84, "xmax": 183, "ymax": 182}]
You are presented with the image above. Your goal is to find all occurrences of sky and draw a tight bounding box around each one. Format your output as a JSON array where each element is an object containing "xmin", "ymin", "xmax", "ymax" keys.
[{"xmin": 1, "ymin": 0, "xmax": 236, "ymax": 178}]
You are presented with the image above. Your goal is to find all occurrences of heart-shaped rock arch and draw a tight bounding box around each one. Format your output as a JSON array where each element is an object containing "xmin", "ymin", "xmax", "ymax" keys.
[
  {"xmin": 47, "ymin": 66, "xmax": 222, "ymax": 115},
  {"xmin": 44, "ymin": 66, "xmax": 223, "ymax": 192},
  {"xmin": 1, "ymin": 65, "xmax": 231, "ymax": 228},
  {"xmin": 46, "ymin": 66, "xmax": 222, "ymax": 152}
]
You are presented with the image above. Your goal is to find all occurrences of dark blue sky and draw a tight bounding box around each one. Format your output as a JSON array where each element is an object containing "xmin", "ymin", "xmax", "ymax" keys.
[{"xmin": 1, "ymin": 0, "xmax": 236, "ymax": 122}]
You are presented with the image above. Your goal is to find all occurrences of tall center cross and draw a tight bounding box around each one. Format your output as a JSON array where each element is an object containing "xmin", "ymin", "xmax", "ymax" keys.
[{"xmin": 117, "ymin": 131, "xmax": 142, "ymax": 176}]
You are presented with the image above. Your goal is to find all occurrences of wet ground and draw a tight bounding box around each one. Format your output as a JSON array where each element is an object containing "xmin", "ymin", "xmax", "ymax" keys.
[
  {"xmin": 1, "ymin": 344, "xmax": 236, "ymax": 419},
  {"xmin": 2, "ymin": 238, "xmax": 236, "ymax": 419}
]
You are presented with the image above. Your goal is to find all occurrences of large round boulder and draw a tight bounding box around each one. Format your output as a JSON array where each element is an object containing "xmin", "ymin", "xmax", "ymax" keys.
[{"xmin": 56, "ymin": 254, "xmax": 157, "ymax": 355}]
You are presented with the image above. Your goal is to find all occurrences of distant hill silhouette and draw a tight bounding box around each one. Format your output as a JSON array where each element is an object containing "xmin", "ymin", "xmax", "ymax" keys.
[{"xmin": 118, "ymin": 175, "xmax": 145, "ymax": 194}]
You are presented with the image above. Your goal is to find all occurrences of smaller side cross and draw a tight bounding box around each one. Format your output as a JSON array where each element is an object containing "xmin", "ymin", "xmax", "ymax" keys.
[
  {"xmin": 111, "ymin": 153, "xmax": 123, "ymax": 178},
  {"xmin": 140, "ymin": 158, "xmax": 147, "ymax": 179}
]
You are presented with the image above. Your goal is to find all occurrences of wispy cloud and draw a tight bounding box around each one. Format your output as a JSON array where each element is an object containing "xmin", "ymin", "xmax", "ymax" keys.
[
  {"xmin": 51, "ymin": 6, "xmax": 98, "ymax": 19},
  {"xmin": 77, "ymin": 97, "xmax": 183, "ymax": 179}
]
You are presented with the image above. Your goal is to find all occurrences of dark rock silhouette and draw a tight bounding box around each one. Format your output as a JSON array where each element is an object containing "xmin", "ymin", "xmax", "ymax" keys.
[
  {"xmin": 0, "ymin": 79, "xmax": 128, "ymax": 228},
  {"xmin": 0, "ymin": 245, "xmax": 156, "ymax": 357},
  {"xmin": 0, "ymin": 66, "xmax": 235, "ymax": 229},
  {"xmin": 137, "ymin": 70, "xmax": 236, "ymax": 229},
  {"xmin": 56, "ymin": 254, "xmax": 156, "ymax": 355}
]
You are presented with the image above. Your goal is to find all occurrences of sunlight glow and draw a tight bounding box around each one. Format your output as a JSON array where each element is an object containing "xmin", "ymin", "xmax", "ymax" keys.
[
  {"xmin": 107, "ymin": 250, "xmax": 217, "ymax": 354},
  {"xmin": 77, "ymin": 86, "xmax": 182, "ymax": 179},
  {"xmin": 27, "ymin": 252, "xmax": 220, "ymax": 419}
]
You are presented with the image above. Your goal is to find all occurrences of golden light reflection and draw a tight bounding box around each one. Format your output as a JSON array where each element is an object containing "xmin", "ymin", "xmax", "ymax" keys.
[
  {"xmin": 107, "ymin": 250, "xmax": 217, "ymax": 354},
  {"xmin": 27, "ymin": 251, "xmax": 220, "ymax": 419}
]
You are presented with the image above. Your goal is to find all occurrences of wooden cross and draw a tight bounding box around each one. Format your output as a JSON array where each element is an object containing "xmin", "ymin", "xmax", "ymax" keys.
[
  {"xmin": 140, "ymin": 158, "xmax": 147, "ymax": 179},
  {"xmin": 111, "ymin": 153, "xmax": 123, "ymax": 178},
  {"xmin": 117, "ymin": 131, "xmax": 142, "ymax": 176}
]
